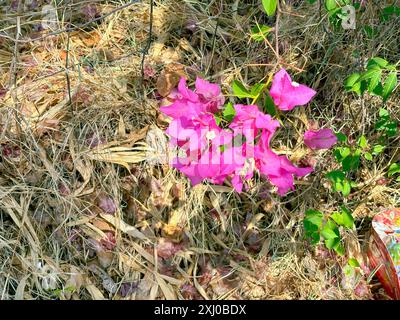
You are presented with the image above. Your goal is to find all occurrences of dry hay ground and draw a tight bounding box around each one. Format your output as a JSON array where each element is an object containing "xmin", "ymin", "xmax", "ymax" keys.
[{"xmin": 0, "ymin": 0, "xmax": 399, "ymax": 300}]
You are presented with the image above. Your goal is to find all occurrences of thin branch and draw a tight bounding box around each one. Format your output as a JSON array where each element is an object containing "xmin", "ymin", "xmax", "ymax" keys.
[
  {"xmin": 275, "ymin": 0, "xmax": 281, "ymax": 61},
  {"xmin": 140, "ymin": 0, "xmax": 154, "ymax": 92},
  {"xmin": 65, "ymin": 20, "xmax": 73, "ymax": 114}
]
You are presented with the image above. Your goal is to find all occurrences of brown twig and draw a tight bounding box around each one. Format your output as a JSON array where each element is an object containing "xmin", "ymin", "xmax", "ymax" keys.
[
  {"xmin": 275, "ymin": 0, "xmax": 281, "ymax": 61},
  {"xmin": 140, "ymin": 0, "xmax": 154, "ymax": 94},
  {"xmin": 65, "ymin": 17, "xmax": 73, "ymax": 114}
]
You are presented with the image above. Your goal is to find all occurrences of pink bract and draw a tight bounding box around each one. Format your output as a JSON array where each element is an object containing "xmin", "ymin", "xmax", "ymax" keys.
[
  {"xmin": 195, "ymin": 77, "xmax": 225, "ymax": 113},
  {"xmin": 160, "ymin": 77, "xmax": 225, "ymax": 118},
  {"xmin": 229, "ymin": 104, "xmax": 280, "ymax": 142},
  {"xmin": 255, "ymin": 147, "xmax": 313, "ymax": 196},
  {"xmin": 160, "ymin": 74, "xmax": 317, "ymax": 196},
  {"xmin": 270, "ymin": 68, "xmax": 316, "ymax": 111},
  {"xmin": 304, "ymin": 128, "xmax": 338, "ymax": 150}
]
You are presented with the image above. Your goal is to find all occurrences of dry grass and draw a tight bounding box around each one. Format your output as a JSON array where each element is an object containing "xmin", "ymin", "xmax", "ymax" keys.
[{"xmin": 0, "ymin": 0, "xmax": 399, "ymax": 300}]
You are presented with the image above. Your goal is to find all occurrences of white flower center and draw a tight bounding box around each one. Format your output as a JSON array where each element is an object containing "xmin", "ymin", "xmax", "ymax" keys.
[
  {"xmin": 206, "ymin": 130, "xmax": 216, "ymax": 140},
  {"xmin": 292, "ymin": 81, "xmax": 300, "ymax": 87}
]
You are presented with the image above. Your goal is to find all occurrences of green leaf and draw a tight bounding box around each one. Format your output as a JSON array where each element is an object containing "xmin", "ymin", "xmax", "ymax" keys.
[
  {"xmin": 344, "ymin": 73, "xmax": 361, "ymax": 94},
  {"xmin": 250, "ymin": 25, "xmax": 272, "ymax": 41},
  {"xmin": 325, "ymin": 0, "xmax": 338, "ymax": 12},
  {"xmin": 348, "ymin": 258, "xmax": 360, "ymax": 267},
  {"xmin": 250, "ymin": 83, "xmax": 265, "ymax": 97},
  {"xmin": 379, "ymin": 108, "xmax": 389, "ymax": 118},
  {"xmin": 340, "ymin": 206, "xmax": 354, "ymax": 229},
  {"xmin": 303, "ymin": 209, "xmax": 324, "ymax": 245},
  {"xmin": 367, "ymin": 57, "xmax": 389, "ymax": 69},
  {"xmin": 325, "ymin": 237, "xmax": 340, "ymax": 250},
  {"xmin": 262, "ymin": 0, "xmax": 277, "ymax": 16},
  {"xmin": 363, "ymin": 26, "xmax": 377, "ymax": 39},
  {"xmin": 388, "ymin": 163, "xmax": 400, "ymax": 177},
  {"xmin": 330, "ymin": 212, "xmax": 343, "ymax": 226},
  {"xmin": 232, "ymin": 80, "xmax": 252, "ymax": 99},
  {"xmin": 264, "ymin": 92, "xmax": 276, "ymax": 116},
  {"xmin": 326, "ymin": 170, "xmax": 351, "ymax": 197},
  {"xmin": 381, "ymin": 6, "xmax": 400, "ymax": 21},
  {"xmin": 335, "ymin": 146, "xmax": 351, "ymax": 162},
  {"xmin": 333, "ymin": 242, "xmax": 345, "ymax": 256},
  {"xmin": 367, "ymin": 69, "xmax": 382, "ymax": 93},
  {"xmin": 222, "ymin": 102, "xmax": 236, "ymax": 123},
  {"xmin": 330, "ymin": 207, "xmax": 354, "ymax": 229},
  {"xmin": 385, "ymin": 122, "xmax": 398, "ymax": 137},
  {"xmin": 321, "ymin": 227, "xmax": 339, "ymax": 240},
  {"xmin": 364, "ymin": 152, "xmax": 372, "ymax": 161},
  {"xmin": 308, "ymin": 0, "xmax": 318, "ymax": 3},
  {"xmin": 304, "ymin": 209, "xmax": 324, "ymax": 228},
  {"xmin": 358, "ymin": 135, "xmax": 368, "ymax": 149},
  {"xmin": 373, "ymin": 144, "xmax": 385, "ymax": 154},
  {"xmin": 342, "ymin": 179, "xmax": 351, "ymax": 196},
  {"xmin": 375, "ymin": 108, "xmax": 398, "ymax": 137},
  {"xmin": 214, "ymin": 114, "xmax": 221, "ymax": 125},
  {"xmin": 359, "ymin": 68, "xmax": 381, "ymax": 82},
  {"xmin": 372, "ymin": 82, "xmax": 383, "ymax": 96},
  {"xmin": 336, "ymin": 132, "xmax": 347, "ymax": 143},
  {"xmin": 386, "ymin": 64, "xmax": 397, "ymax": 71},
  {"xmin": 382, "ymin": 71, "xmax": 398, "ymax": 101}
]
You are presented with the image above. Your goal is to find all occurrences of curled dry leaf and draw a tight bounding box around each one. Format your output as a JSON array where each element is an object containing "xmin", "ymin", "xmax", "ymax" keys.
[
  {"xmin": 171, "ymin": 182, "xmax": 185, "ymax": 201},
  {"xmin": 63, "ymin": 266, "xmax": 84, "ymax": 300},
  {"xmin": 119, "ymin": 281, "xmax": 139, "ymax": 298},
  {"xmin": 98, "ymin": 194, "xmax": 117, "ymax": 215},
  {"xmin": 91, "ymin": 218, "xmax": 115, "ymax": 233},
  {"xmin": 97, "ymin": 250, "xmax": 114, "ymax": 269},
  {"xmin": 145, "ymin": 125, "xmax": 170, "ymax": 165},
  {"xmin": 85, "ymin": 131, "xmax": 105, "ymax": 149},
  {"xmin": 82, "ymin": 4, "xmax": 100, "ymax": 20},
  {"xmin": 156, "ymin": 63, "xmax": 186, "ymax": 97},
  {"xmin": 149, "ymin": 177, "xmax": 173, "ymax": 209},
  {"xmin": 156, "ymin": 238, "xmax": 184, "ymax": 259},
  {"xmin": 181, "ymin": 284, "xmax": 202, "ymax": 300},
  {"xmin": 99, "ymin": 213, "xmax": 147, "ymax": 241},
  {"xmin": 120, "ymin": 126, "xmax": 149, "ymax": 147},
  {"xmin": 162, "ymin": 209, "xmax": 185, "ymax": 240},
  {"xmin": 86, "ymin": 142, "xmax": 151, "ymax": 171},
  {"xmin": 354, "ymin": 280, "xmax": 371, "ymax": 299},
  {"xmin": 1, "ymin": 144, "xmax": 21, "ymax": 159},
  {"xmin": 99, "ymin": 232, "xmax": 117, "ymax": 251}
]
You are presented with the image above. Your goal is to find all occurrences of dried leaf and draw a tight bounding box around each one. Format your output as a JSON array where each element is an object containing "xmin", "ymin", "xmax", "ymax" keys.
[
  {"xmin": 98, "ymin": 195, "xmax": 117, "ymax": 215},
  {"xmin": 99, "ymin": 213, "xmax": 147, "ymax": 240},
  {"xmin": 156, "ymin": 63, "xmax": 186, "ymax": 97},
  {"xmin": 97, "ymin": 250, "xmax": 113, "ymax": 269},
  {"xmin": 86, "ymin": 142, "xmax": 151, "ymax": 170}
]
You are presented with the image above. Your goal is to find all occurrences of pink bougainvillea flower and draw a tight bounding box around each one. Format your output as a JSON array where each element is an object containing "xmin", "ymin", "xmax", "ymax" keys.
[
  {"xmin": 255, "ymin": 147, "xmax": 313, "ymax": 196},
  {"xmin": 160, "ymin": 73, "xmax": 317, "ymax": 196},
  {"xmin": 160, "ymin": 78, "xmax": 203, "ymax": 119},
  {"xmin": 174, "ymin": 147, "xmax": 223, "ymax": 186},
  {"xmin": 229, "ymin": 104, "xmax": 280, "ymax": 142},
  {"xmin": 160, "ymin": 77, "xmax": 225, "ymax": 118},
  {"xmin": 217, "ymin": 144, "xmax": 255, "ymax": 192},
  {"xmin": 304, "ymin": 128, "xmax": 338, "ymax": 150},
  {"xmin": 167, "ymin": 113, "xmax": 230, "ymax": 152},
  {"xmin": 270, "ymin": 68, "xmax": 316, "ymax": 111},
  {"xmin": 195, "ymin": 77, "xmax": 225, "ymax": 113}
]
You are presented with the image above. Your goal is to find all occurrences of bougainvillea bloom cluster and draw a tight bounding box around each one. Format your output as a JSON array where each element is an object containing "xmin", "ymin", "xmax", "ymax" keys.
[{"xmin": 160, "ymin": 68, "xmax": 327, "ymax": 195}]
